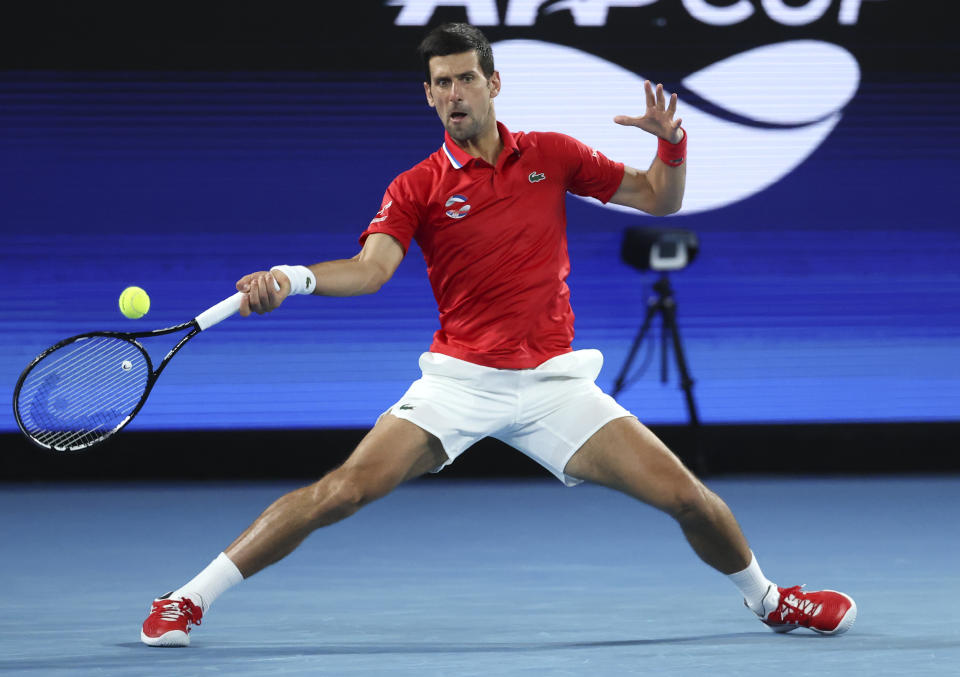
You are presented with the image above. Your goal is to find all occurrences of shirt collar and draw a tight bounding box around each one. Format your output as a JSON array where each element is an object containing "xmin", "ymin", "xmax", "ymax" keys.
[{"xmin": 441, "ymin": 121, "xmax": 520, "ymax": 170}]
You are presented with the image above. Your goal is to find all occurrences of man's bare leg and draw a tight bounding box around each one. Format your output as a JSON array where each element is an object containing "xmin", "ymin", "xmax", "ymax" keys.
[
  {"xmin": 143, "ymin": 414, "xmax": 447, "ymax": 646},
  {"xmin": 563, "ymin": 416, "xmax": 858, "ymax": 634},
  {"xmin": 563, "ymin": 416, "xmax": 750, "ymax": 574},
  {"xmin": 226, "ymin": 414, "xmax": 447, "ymax": 577}
]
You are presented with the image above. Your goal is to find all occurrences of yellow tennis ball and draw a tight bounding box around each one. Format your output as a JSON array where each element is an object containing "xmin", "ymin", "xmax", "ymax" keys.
[{"xmin": 119, "ymin": 286, "xmax": 150, "ymax": 319}]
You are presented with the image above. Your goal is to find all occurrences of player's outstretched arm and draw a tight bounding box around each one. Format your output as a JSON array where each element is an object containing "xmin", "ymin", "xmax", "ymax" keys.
[
  {"xmin": 237, "ymin": 232, "xmax": 405, "ymax": 316},
  {"xmin": 609, "ymin": 80, "xmax": 686, "ymax": 217}
]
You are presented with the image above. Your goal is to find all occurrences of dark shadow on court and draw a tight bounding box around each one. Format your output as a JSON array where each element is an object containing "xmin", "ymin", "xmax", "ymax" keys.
[
  {"xmin": 2, "ymin": 635, "xmax": 764, "ymax": 673},
  {"xmin": 124, "ymin": 633, "xmax": 761, "ymax": 653}
]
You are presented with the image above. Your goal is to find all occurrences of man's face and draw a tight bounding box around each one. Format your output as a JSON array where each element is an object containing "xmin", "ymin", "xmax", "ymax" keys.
[{"xmin": 424, "ymin": 51, "xmax": 500, "ymax": 143}]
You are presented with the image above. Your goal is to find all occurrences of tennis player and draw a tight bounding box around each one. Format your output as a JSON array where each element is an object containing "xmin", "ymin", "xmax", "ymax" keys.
[{"xmin": 141, "ymin": 23, "xmax": 856, "ymax": 646}]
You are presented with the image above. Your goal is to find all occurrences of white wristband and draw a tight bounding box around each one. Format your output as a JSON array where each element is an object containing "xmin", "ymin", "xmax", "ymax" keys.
[{"xmin": 270, "ymin": 265, "xmax": 316, "ymax": 296}]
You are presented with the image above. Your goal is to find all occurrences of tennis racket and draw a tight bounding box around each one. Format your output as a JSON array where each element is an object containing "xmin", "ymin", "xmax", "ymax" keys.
[{"xmin": 13, "ymin": 289, "xmax": 260, "ymax": 452}]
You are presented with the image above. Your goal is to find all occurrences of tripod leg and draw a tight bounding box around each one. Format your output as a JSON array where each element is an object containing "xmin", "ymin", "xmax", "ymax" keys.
[
  {"xmin": 661, "ymin": 300, "xmax": 708, "ymax": 474},
  {"xmin": 660, "ymin": 312, "xmax": 669, "ymax": 383},
  {"xmin": 662, "ymin": 300, "xmax": 700, "ymax": 426},
  {"xmin": 612, "ymin": 300, "xmax": 660, "ymax": 398}
]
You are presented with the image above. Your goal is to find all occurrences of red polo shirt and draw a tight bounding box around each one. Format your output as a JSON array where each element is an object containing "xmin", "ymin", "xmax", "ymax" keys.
[{"xmin": 360, "ymin": 122, "xmax": 624, "ymax": 369}]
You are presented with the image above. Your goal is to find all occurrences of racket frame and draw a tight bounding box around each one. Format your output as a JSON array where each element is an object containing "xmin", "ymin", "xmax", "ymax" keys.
[
  {"xmin": 14, "ymin": 319, "xmax": 201, "ymax": 452},
  {"xmin": 14, "ymin": 289, "xmax": 260, "ymax": 452}
]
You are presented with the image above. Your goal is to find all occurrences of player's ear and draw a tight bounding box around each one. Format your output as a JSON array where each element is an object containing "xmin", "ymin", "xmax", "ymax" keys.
[
  {"xmin": 488, "ymin": 70, "xmax": 501, "ymax": 99},
  {"xmin": 424, "ymin": 81, "xmax": 436, "ymax": 108}
]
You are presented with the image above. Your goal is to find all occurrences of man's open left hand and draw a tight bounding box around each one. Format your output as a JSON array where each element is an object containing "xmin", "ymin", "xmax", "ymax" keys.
[{"xmin": 614, "ymin": 80, "xmax": 684, "ymax": 144}]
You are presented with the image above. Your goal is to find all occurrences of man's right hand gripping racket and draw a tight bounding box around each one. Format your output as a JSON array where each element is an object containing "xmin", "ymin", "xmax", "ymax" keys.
[{"xmin": 13, "ymin": 289, "xmax": 263, "ymax": 452}]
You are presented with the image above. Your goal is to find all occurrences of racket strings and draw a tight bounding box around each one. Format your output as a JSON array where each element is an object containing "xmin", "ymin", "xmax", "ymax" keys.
[
  {"xmin": 16, "ymin": 336, "xmax": 150, "ymax": 451},
  {"xmin": 29, "ymin": 340, "xmax": 139, "ymax": 420}
]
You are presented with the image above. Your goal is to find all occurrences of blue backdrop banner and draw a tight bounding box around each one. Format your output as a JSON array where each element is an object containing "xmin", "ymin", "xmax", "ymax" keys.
[{"xmin": 2, "ymin": 1, "xmax": 957, "ymax": 431}]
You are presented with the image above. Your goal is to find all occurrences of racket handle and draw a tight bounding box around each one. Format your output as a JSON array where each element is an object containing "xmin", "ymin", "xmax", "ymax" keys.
[
  {"xmin": 195, "ymin": 292, "xmax": 244, "ymax": 331},
  {"xmin": 194, "ymin": 278, "xmax": 282, "ymax": 331}
]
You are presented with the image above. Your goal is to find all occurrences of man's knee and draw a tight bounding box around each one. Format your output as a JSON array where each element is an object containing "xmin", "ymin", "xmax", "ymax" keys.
[
  {"xmin": 666, "ymin": 477, "xmax": 714, "ymax": 523},
  {"xmin": 308, "ymin": 465, "xmax": 385, "ymax": 522}
]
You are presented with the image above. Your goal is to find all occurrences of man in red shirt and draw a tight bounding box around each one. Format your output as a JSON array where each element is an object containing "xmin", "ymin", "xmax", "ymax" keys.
[{"xmin": 142, "ymin": 23, "xmax": 856, "ymax": 646}]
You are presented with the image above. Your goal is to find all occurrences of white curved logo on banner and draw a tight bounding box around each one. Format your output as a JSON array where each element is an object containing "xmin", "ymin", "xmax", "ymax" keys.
[
  {"xmin": 492, "ymin": 39, "xmax": 860, "ymax": 214},
  {"xmin": 390, "ymin": 0, "xmax": 883, "ymax": 26}
]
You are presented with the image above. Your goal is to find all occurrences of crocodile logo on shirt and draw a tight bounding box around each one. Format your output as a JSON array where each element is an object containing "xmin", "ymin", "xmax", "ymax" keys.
[{"xmin": 528, "ymin": 171, "xmax": 546, "ymax": 183}]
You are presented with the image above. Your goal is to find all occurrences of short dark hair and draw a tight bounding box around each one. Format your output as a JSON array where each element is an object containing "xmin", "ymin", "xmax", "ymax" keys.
[{"xmin": 417, "ymin": 23, "xmax": 494, "ymax": 83}]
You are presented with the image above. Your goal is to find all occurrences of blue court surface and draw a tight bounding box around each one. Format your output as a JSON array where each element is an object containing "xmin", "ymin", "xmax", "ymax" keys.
[{"xmin": 1, "ymin": 476, "xmax": 957, "ymax": 676}]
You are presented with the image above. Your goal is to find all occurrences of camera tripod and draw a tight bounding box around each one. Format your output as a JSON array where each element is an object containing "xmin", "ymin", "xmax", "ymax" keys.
[{"xmin": 611, "ymin": 273, "xmax": 700, "ymax": 426}]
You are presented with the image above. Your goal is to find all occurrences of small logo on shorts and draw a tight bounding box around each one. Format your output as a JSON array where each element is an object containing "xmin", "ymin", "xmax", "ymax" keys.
[{"xmin": 398, "ymin": 404, "xmax": 416, "ymax": 410}]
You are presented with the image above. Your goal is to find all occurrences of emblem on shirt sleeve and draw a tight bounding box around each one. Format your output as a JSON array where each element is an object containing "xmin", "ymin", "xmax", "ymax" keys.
[
  {"xmin": 444, "ymin": 194, "xmax": 471, "ymax": 219},
  {"xmin": 528, "ymin": 171, "xmax": 546, "ymax": 183},
  {"xmin": 370, "ymin": 200, "xmax": 393, "ymax": 224}
]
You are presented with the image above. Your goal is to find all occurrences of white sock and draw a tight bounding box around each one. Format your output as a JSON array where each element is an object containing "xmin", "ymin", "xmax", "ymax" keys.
[
  {"xmin": 171, "ymin": 552, "xmax": 244, "ymax": 613},
  {"xmin": 727, "ymin": 551, "xmax": 777, "ymax": 615}
]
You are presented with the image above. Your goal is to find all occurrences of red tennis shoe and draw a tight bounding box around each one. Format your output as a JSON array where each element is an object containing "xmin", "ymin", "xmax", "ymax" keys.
[
  {"xmin": 140, "ymin": 593, "xmax": 203, "ymax": 647},
  {"xmin": 759, "ymin": 585, "xmax": 857, "ymax": 635}
]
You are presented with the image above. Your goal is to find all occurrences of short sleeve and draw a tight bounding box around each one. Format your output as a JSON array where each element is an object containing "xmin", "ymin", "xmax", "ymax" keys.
[
  {"xmin": 553, "ymin": 133, "xmax": 625, "ymax": 204},
  {"xmin": 358, "ymin": 174, "xmax": 421, "ymax": 253}
]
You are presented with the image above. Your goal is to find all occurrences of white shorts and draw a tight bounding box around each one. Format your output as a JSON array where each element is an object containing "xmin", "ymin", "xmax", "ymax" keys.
[{"xmin": 382, "ymin": 349, "xmax": 634, "ymax": 486}]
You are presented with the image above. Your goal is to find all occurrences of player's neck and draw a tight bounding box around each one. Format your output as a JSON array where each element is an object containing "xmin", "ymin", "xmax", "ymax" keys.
[{"xmin": 453, "ymin": 121, "xmax": 503, "ymax": 166}]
